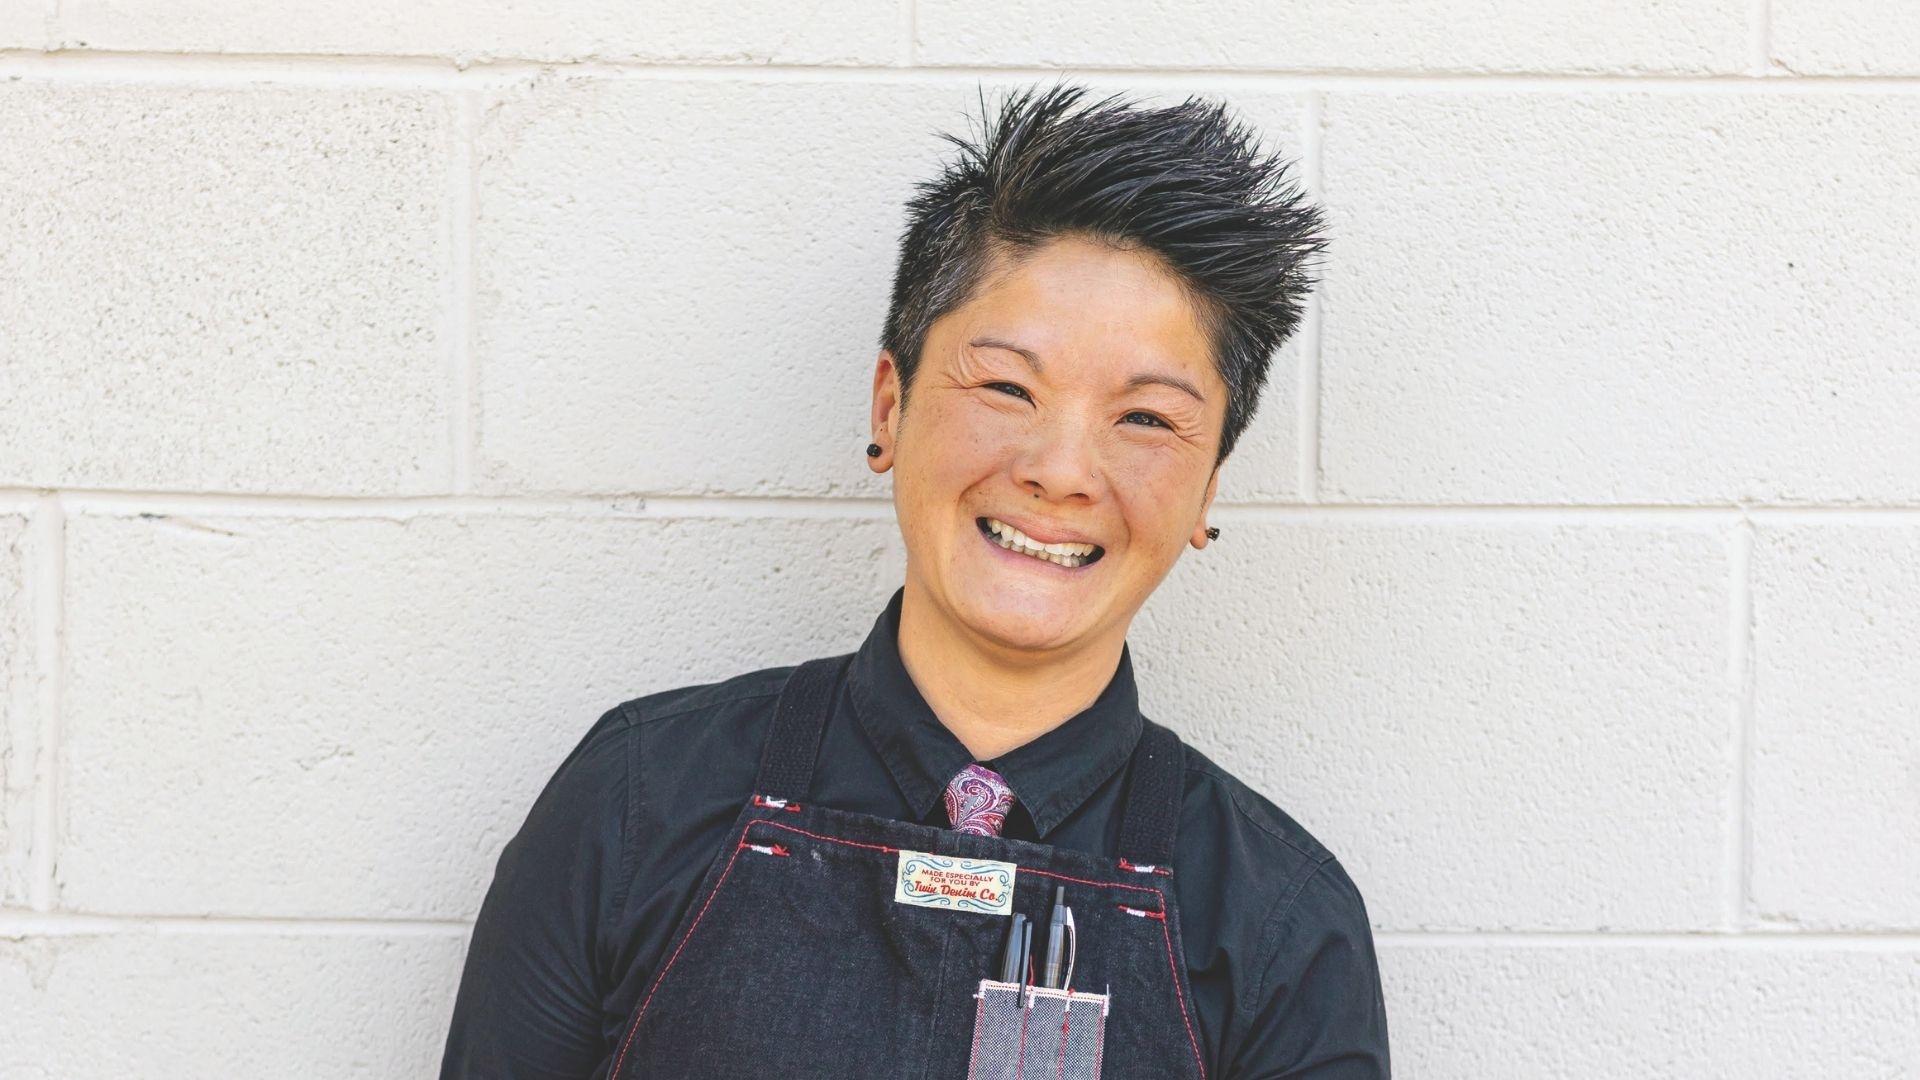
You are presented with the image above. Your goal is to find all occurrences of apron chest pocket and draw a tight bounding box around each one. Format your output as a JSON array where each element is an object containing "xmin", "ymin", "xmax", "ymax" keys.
[{"xmin": 966, "ymin": 978, "xmax": 1109, "ymax": 1080}]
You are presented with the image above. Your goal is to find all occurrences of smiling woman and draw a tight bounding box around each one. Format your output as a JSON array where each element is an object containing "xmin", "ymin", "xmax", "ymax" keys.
[
  {"xmin": 877, "ymin": 232, "xmax": 1235, "ymax": 663},
  {"xmin": 442, "ymin": 81, "xmax": 1388, "ymax": 1080}
]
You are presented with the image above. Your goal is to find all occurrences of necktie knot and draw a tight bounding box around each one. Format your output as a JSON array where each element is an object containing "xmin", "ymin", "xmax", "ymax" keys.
[{"xmin": 944, "ymin": 763, "xmax": 1016, "ymax": 837}]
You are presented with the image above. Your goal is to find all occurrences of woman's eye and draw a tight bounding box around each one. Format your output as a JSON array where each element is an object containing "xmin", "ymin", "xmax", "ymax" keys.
[
  {"xmin": 1123, "ymin": 411, "xmax": 1168, "ymax": 429},
  {"xmin": 986, "ymin": 382, "xmax": 1031, "ymax": 401}
]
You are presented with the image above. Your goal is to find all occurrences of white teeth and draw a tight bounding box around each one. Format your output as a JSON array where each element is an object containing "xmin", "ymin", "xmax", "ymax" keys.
[
  {"xmin": 986, "ymin": 518, "xmax": 1096, "ymax": 555},
  {"xmin": 984, "ymin": 518, "xmax": 1098, "ymax": 567}
]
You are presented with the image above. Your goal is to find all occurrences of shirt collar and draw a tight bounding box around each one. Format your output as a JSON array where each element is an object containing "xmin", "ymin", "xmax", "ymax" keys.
[{"xmin": 847, "ymin": 586, "xmax": 1144, "ymax": 839}]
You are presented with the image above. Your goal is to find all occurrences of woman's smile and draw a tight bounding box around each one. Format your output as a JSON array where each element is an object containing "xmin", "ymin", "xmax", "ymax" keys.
[{"xmin": 975, "ymin": 515, "xmax": 1105, "ymax": 571}]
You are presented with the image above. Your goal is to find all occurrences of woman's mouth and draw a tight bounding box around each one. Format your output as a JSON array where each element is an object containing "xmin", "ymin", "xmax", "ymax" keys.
[{"xmin": 976, "ymin": 517, "xmax": 1104, "ymax": 569}]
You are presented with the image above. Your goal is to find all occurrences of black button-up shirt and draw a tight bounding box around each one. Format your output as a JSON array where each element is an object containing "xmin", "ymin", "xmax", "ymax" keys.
[{"xmin": 442, "ymin": 586, "xmax": 1390, "ymax": 1078}]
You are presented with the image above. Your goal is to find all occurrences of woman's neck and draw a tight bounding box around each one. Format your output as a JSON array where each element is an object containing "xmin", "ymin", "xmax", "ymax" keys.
[{"xmin": 894, "ymin": 580, "xmax": 1124, "ymax": 761}]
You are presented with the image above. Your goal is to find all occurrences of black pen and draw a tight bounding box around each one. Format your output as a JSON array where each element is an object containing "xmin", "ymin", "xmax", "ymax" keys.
[
  {"xmin": 998, "ymin": 913, "xmax": 1027, "ymax": 983},
  {"xmin": 1018, "ymin": 919, "xmax": 1033, "ymax": 987},
  {"xmin": 1041, "ymin": 885, "xmax": 1069, "ymax": 988}
]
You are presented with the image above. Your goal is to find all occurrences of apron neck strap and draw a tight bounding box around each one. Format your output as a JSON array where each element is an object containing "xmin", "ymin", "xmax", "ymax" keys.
[
  {"xmin": 752, "ymin": 654, "xmax": 850, "ymax": 804},
  {"xmin": 751, "ymin": 652, "xmax": 1185, "ymax": 867},
  {"xmin": 1113, "ymin": 721, "xmax": 1183, "ymax": 869}
]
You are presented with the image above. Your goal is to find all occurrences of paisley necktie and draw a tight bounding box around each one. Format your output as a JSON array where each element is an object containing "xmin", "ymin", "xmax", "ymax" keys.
[{"xmin": 944, "ymin": 762, "xmax": 1017, "ymax": 837}]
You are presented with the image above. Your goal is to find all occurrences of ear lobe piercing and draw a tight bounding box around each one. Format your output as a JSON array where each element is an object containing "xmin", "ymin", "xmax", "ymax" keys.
[
  {"xmin": 1205, "ymin": 527, "xmax": 1220, "ymax": 540},
  {"xmin": 866, "ymin": 443, "xmax": 882, "ymax": 457}
]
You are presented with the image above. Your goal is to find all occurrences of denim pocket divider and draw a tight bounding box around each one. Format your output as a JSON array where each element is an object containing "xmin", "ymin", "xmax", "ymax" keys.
[{"xmin": 966, "ymin": 978, "xmax": 1109, "ymax": 1080}]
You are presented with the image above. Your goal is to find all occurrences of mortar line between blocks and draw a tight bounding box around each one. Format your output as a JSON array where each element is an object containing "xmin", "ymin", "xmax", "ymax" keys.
[
  {"xmin": 7, "ymin": 53, "xmax": 1920, "ymax": 91},
  {"xmin": 26, "ymin": 495, "xmax": 65, "ymax": 912},
  {"xmin": 1377, "ymin": 930, "xmax": 1920, "ymax": 951},
  {"xmin": 1297, "ymin": 91, "xmax": 1325, "ymax": 503},
  {"xmin": 1, "ymin": 506, "xmax": 34, "ymax": 901},
  {"xmin": 0, "ymin": 910, "xmax": 474, "ymax": 937},
  {"xmin": 1730, "ymin": 515, "xmax": 1759, "ymax": 930},
  {"xmin": 448, "ymin": 89, "xmax": 478, "ymax": 494}
]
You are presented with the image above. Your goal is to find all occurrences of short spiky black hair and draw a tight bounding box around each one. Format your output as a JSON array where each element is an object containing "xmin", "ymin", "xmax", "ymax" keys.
[{"xmin": 880, "ymin": 80, "xmax": 1328, "ymax": 468}]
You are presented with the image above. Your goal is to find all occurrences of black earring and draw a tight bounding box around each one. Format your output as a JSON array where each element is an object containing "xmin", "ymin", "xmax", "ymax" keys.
[
  {"xmin": 1205, "ymin": 526, "xmax": 1220, "ymax": 540},
  {"xmin": 866, "ymin": 442, "xmax": 882, "ymax": 457}
]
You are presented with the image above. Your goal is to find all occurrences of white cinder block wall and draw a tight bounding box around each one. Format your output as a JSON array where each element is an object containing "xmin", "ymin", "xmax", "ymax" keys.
[{"xmin": 2, "ymin": 2, "xmax": 1916, "ymax": 1075}]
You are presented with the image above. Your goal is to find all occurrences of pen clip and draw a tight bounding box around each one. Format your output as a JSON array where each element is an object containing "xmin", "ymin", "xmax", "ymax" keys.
[
  {"xmin": 1062, "ymin": 904, "xmax": 1077, "ymax": 994},
  {"xmin": 1020, "ymin": 918, "xmax": 1035, "ymax": 1008}
]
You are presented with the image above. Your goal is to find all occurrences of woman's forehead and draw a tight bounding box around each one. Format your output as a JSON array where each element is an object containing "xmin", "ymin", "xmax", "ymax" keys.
[{"xmin": 945, "ymin": 240, "xmax": 1217, "ymax": 384}]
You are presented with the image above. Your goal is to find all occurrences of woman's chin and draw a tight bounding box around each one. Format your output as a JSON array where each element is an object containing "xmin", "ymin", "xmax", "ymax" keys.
[{"xmin": 950, "ymin": 582, "xmax": 1093, "ymax": 651}]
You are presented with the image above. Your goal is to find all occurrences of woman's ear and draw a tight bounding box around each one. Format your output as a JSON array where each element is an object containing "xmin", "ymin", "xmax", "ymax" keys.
[
  {"xmin": 869, "ymin": 349, "xmax": 901, "ymax": 471},
  {"xmin": 1191, "ymin": 459, "xmax": 1224, "ymax": 549}
]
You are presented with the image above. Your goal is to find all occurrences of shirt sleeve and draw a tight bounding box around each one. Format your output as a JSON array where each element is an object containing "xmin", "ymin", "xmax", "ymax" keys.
[
  {"xmin": 440, "ymin": 708, "xmax": 634, "ymax": 1080},
  {"xmin": 1228, "ymin": 856, "xmax": 1391, "ymax": 1079}
]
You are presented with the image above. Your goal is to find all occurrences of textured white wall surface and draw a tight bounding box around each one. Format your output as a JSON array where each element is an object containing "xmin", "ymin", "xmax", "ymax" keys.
[{"xmin": 3, "ymin": 2, "xmax": 1917, "ymax": 1076}]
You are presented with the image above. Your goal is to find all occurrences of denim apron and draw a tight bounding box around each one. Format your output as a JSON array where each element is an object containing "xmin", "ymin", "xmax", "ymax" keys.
[{"xmin": 607, "ymin": 653, "xmax": 1209, "ymax": 1079}]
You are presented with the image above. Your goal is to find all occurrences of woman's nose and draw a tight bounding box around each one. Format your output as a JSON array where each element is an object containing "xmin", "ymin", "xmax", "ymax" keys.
[{"xmin": 1010, "ymin": 416, "xmax": 1102, "ymax": 501}]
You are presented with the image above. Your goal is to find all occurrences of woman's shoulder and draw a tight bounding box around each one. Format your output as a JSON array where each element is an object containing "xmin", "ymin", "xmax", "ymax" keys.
[
  {"xmin": 610, "ymin": 660, "xmax": 804, "ymax": 730},
  {"xmin": 539, "ymin": 660, "xmax": 807, "ymax": 785},
  {"xmin": 525, "ymin": 660, "xmax": 814, "ymax": 833},
  {"xmin": 1169, "ymin": 732, "xmax": 1346, "ymax": 883}
]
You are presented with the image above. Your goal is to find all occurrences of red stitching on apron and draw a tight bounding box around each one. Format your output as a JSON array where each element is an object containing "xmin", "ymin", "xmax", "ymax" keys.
[
  {"xmin": 609, "ymin": 819, "xmax": 755, "ymax": 1080},
  {"xmin": 1014, "ymin": 991, "xmax": 1031, "ymax": 1076},
  {"xmin": 610, "ymin": 816, "xmax": 1210, "ymax": 1080},
  {"xmin": 749, "ymin": 820, "xmax": 902, "ymax": 857},
  {"xmin": 751, "ymin": 820, "xmax": 1209, "ymax": 1079},
  {"xmin": 1056, "ymin": 995, "xmax": 1071, "ymax": 1079},
  {"xmin": 1156, "ymin": 907, "xmax": 1206, "ymax": 1079},
  {"xmin": 751, "ymin": 820, "xmax": 1172, "ymax": 900}
]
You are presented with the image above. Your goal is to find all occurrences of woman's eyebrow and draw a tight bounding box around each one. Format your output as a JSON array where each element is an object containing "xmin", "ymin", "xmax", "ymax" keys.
[
  {"xmin": 969, "ymin": 336, "xmax": 1044, "ymax": 372},
  {"xmin": 1125, "ymin": 372, "xmax": 1205, "ymax": 404},
  {"xmin": 969, "ymin": 336, "xmax": 1206, "ymax": 404}
]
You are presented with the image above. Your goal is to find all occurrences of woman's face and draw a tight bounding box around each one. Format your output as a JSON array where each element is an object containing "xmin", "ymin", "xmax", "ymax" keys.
[{"xmin": 870, "ymin": 234, "xmax": 1228, "ymax": 657}]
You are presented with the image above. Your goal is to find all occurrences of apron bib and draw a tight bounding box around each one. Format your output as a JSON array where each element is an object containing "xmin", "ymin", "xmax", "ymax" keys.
[{"xmin": 607, "ymin": 654, "xmax": 1209, "ymax": 1080}]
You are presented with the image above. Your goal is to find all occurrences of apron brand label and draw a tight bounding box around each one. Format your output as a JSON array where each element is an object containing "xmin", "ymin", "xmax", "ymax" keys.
[{"xmin": 893, "ymin": 850, "xmax": 1016, "ymax": 916}]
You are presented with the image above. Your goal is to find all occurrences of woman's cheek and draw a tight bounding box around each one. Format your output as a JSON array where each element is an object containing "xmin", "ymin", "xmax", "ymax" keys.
[
  {"xmin": 1106, "ymin": 453, "xmax": 1174, "ymax": 495},
  {"xmin": 954, "ymin": 413, "xmax": 1024, "ymax": 464},
  {"xmin": 1120, "ymin": 468, "xmax": 1195, "ymax": 545}
]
